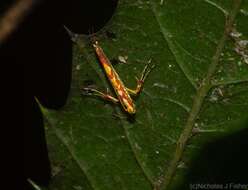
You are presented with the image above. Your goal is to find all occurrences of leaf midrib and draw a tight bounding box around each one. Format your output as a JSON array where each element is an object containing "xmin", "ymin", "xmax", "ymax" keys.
[
  {"xmin": 151, "ymin": 1, "xmax": 243, "ymax": 190},
  {"xmin": 45, "ymin": 1, "xmax": 244, "ymax": 189}
]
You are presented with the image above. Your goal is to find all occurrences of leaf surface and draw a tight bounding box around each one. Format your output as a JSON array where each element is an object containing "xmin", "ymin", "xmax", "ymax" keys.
[{"xmin": 44, "ymin": 0, "xmax": 248, "ymax": 190}]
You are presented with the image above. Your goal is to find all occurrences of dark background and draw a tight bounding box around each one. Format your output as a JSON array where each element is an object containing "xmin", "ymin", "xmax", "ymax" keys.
[{"xmin": 0, "ymin": 0, "xmax": 118, "ymax": 189}]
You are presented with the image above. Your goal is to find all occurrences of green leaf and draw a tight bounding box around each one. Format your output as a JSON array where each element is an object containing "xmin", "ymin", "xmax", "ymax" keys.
[{"xmin": 43, "ymin": 0, "xmax": 248, "ymax": 190}]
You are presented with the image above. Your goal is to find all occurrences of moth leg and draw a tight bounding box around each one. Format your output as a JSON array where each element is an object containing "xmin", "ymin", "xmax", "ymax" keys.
[
  {"xmin": 126, "ymin": 59, "xmax": 155, "ymax": 96},
  {"xmin": 81, "ymin": 87, "xmax": 119, "ymax": 104}
]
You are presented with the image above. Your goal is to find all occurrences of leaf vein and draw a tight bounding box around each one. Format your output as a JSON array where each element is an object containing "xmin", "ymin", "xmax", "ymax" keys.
[
  {"xmin": 151, "ymin": 6, "xmax": 198, "ymax": 89},
  {"xmin": 45, "ymin": 116, "xmax": 96, "ymax": 190},
  {"xmin": 153, "ymin": 0, "xmax": 243, "ymax": 189}
]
